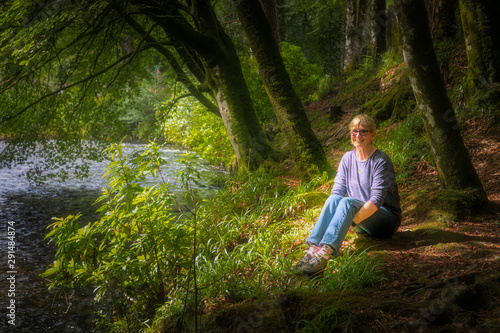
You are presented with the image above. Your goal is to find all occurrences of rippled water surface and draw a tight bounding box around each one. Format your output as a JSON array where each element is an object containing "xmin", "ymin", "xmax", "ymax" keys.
[{"xmin": 0, "ymin": 143, "xmax": 225, "ymax": 332}]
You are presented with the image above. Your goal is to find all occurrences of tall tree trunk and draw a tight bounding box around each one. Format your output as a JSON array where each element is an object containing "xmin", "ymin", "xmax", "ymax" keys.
[
  {"xmin": 210, "ymin": 47, "xmax": 275, "ymax": 170},
  {"xmin": 423, "ymin": 0, "xmax": 460, "ymax": 85},
  {"xmin": 232, "ymin": 0, "xmax": 332, "ymax": 178},
  {"xmin": 344, "ymin": 0, "xmax": 369, "ymax": 70},
  {"xmin": 259, "ymin": 0, "xmax": 281, "ymax": 45},
  {"xmin": 130, "ymin": 0, "xmax": 275, "ymax": 171},
  {"xmin": 459, "ymin": 0, "xmax": 500, "ymax": 105},
  {"xmin": 276, "ymin": 0, "xmax": 286, "ymax": 43},
  {"xmin": 394, "ymin": 0, "xmax": 487, "ymax": 207},
  {"xmin": 371, "ymin": 0, "xmax": 387, "ymax": 63}
]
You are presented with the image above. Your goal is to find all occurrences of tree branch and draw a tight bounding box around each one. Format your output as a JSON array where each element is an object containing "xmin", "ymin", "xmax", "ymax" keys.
[
  {"xmin": 127, "ymin": 0, "xmax": 218, "ymax": 61},
  {"xmin": 115, "ymin": 3, "xmax": 220, "ymax": 116},
  {"xmin": 0, "ymin": 45, "xmax": 152, "ymax": 125},
  {"xmin": 0, "ymin": 3, "xmax": 117, "ymax": 94}
]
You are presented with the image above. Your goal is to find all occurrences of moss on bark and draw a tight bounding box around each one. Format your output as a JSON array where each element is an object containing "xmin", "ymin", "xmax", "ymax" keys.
[
  {"xmin": 459, "ymin": 0, "xmax": 500, "ymax": 105},
  {"xmin": 210, "ymin": 54, "xmax": 275, "ymax": 171},
  {"xmin": 134, "ymin": 0, "xmax": 278, "ymax": 172},
  {"xmin": 360, "ymin": 76, "xmax": 414, "ymax": 122},
  {"xmin": 394, "ymin": 0, "xmax": 487, "ymax": 207},
  {"xmin": 233, "ymin": 0, "xmax": 332, "ymax": 179}
]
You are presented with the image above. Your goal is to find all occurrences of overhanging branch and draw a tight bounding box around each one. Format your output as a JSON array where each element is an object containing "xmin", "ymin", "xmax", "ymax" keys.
[
  {"xmin": 0, "ymin": 45, "xmax": 153, "ymax": 125},
  {"xmin": 116, "ymin": 4, "xmax": 220, "ymax": 116}
]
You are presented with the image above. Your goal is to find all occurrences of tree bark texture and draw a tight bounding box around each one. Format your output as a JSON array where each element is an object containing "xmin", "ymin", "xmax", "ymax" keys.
[
  {"xmin": 371, "ymin": 0, "xmax": 387, "ymax": 62},
  {"xmin": 258, "ymin": 0, "xmax": 281, "ymax": 45},
  {"xmin": 344, "ymin": 0, "xmax": 369, "ymax": 70},
  {"xmin": 394, "ymin": 0, "xmax": 487, "ymax": 205},
  {"xmin": 425, "ymin": 0, "xmax": 459, "ymax": 39},
  {"xmin": 232, "ymin": 0, "xmax": 332, "ymax": 178},
  {"xmin": 459, "ymin": 0, "xmax": 500, "ymax": 104},
  {"xmin": 129, "ymin": 0, "xmax": 275, "ymax": 171}
]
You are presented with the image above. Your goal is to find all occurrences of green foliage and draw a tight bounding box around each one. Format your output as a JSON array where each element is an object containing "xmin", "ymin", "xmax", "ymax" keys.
[
  {"xmin": 0, "ymin": 0, "xmax": 170, "ymax": 181},
  {"xmin": 280, "ymin": 42, "xmax": 324, "ymax": 103},
  {"xmin": 42, "ymin": 143, "xmax": 193, "ymax": 331},
  {"xmin": 0, "ymin": 0, "xmax": 139, "ymax": 140},
  {"xmin": 117, "ymin": 66, "xmax": 171, "ymax": 142},
  {"xmin": 193, "ymin": 170, "xmax": 310, "ymax": 304},
  {"xmin": 158, "ymin": 94, "xmax": 235, "ymax": 168},
  {"xmin": 282, "ymin": 0, "xmax": 345, "ymax": 75},
  {"xmin": 316, "ymin": 74, "xmax": 336, "ymax": 100},
  {"xmin": 177, "ymin": 170, "xmax": 383, "ymax": 311},
  {"xmin": 375, "ymin": 112, "xmax": 430, "ymax": 183}
]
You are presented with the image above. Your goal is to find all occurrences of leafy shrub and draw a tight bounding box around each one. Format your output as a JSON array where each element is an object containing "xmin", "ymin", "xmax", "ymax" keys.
[
  {"xmin": 42, "ymin": 143, "xmax": 193, "ymax": 332},
  {"xmin": 116, "ymin": 66, "xmax": 172, "ymax": 142},
  {"xmin": 281, "ymin": 41, "xmax": 324, "ymax": 103}
]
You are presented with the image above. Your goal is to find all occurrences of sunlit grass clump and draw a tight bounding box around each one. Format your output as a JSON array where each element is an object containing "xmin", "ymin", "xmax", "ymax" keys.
[{"xmin": 192, "ymin": 170, "xmax": 386, "ymax": 307}]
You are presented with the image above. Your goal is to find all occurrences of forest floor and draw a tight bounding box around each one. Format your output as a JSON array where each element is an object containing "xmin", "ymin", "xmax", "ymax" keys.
[
  {"xmin": 301, "ymin": 96, "xmax": 500, "ymax": 332},
  {"xmin": 204, "ymin": 93, "xmax": 499, "ymax": 332}
]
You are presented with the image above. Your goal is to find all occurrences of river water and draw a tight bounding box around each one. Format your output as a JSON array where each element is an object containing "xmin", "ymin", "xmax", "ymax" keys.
[{"xmin": 0, "ymin": 143, "xmax": 226, "ymax": 332}]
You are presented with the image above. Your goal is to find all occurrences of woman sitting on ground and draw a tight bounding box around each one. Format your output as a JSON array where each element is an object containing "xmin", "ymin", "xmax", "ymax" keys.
[{"xmin": 294, "ymin": 114, "xmax": 402, "ymax": 275}]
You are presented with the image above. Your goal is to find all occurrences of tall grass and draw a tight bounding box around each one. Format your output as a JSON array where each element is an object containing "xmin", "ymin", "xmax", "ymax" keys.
[
  {"xmin": 316, "ymin": 247, "xmax": 386, "ymax": 291},
  {"xmin": 190, "ymin": 170, "xmax": 386, "ymax": 309}
]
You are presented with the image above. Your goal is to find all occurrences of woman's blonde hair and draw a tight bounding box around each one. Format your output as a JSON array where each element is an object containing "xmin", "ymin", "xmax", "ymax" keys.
[{"xmin": 349, "ymin": 114, "xmax": 376, "ymax": 132}]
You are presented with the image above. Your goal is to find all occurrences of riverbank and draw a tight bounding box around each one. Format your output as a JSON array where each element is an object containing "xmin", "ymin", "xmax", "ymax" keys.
[{"xmin": 0, "ymin": 144, "xmax": 227, "ymax": 332}]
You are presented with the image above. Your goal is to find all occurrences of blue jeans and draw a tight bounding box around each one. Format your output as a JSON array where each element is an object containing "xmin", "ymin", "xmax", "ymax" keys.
[{"xmin": 306, "ymin": 195, "xmax": 399, "ymax": 255}]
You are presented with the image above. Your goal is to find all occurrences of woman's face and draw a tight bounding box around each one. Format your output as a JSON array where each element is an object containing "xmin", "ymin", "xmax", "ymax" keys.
[{"xmin": 350, "ymin": 125, "xmax": 376, "ymax": 149}]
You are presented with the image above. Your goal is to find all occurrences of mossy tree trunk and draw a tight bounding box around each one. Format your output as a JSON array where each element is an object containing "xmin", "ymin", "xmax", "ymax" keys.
[
  {"xmin": 371, "ymin": 0, "xmax": 387, "ymax": 63},
  {"xmin": 386, "ymin": 6, "xmax": 402, "ymax": 57},
  {"xmin": 259, "ymin": 0, "xmax": 281, "ymax": 45},
  {"xmin": 344, "ymin": 0, "xmax": 369, "ymax": 70},
  {"xmin": 232, "ymin": 0, "xmax": 332, "ymax": 178},
  {"xmin": 129, "ymin": 0, "xmax": 275, "ymax": 171},
  {"xmin": 459, "ymin": 0, "xmax": 500, "ymax": 105},
  {"xmin": 394, "ymin": 0, "xmax": 487, "ymax": 207},
  {"xmin": 211, "ymin": 54, "xmax": 273, "ymax": 170}
]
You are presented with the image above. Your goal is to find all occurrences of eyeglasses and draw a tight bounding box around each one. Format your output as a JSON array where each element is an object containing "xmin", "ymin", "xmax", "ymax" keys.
[{"xmin": 350, "ymin": 129, "xmax": 370, "ymax": 136}]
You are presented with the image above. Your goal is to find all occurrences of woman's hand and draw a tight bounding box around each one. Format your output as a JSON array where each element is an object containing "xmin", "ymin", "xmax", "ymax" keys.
[{"xmin": 353, "ymin": 201, "xmax": 378, "ymax": 224}]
